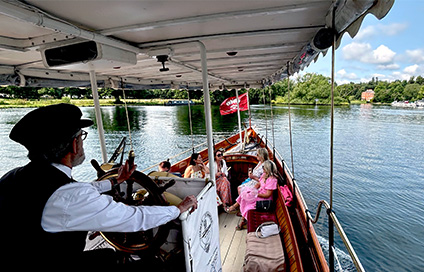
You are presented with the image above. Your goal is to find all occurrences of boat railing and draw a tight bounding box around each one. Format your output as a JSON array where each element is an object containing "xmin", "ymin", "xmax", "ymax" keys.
[
  {"xmin": 308, "ymin": 200, "xmax": 365, "ymax": 272},
  {"xmin": 141, "ymin": 132, "xmax": 243, "ymax": 173},
  {"xmin": 148, "ymin": 175, "xmax": 207, "ymax": 184},
  {"xmin": 266, "ymin": 136, "xmax": 365, "ymax": 272}
]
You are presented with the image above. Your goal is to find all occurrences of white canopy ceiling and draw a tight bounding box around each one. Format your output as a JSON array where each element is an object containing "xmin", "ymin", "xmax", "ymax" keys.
[{"xmin": 0, "ymin": 0, "xmax": 394, "ymax": 89}]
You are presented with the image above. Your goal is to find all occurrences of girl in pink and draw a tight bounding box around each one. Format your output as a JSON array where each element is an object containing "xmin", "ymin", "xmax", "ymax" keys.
[{"xmin": 226, "ymin": 160, "xmax": 278, "ymax": 230}]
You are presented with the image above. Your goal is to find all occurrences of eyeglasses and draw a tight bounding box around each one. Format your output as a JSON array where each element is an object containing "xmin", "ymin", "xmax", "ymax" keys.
[
  {"xmin": 80, "ymin": 130, "xmax": 88, "ymax": 141},
  {"xmin": 217, "ymin": 153, "xmax": 223, "ymax": 157}
]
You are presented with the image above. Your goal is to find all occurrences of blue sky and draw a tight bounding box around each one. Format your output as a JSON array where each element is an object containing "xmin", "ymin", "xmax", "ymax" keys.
[{"xmin": 304, "ymin": 0, "xmax": 424, "ymax": 84}]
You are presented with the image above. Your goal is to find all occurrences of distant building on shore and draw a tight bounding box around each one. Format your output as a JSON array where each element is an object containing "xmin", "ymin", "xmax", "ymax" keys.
[{"xmin": 361, "ymin": 89, "xmax": 375, "ymax": 102}]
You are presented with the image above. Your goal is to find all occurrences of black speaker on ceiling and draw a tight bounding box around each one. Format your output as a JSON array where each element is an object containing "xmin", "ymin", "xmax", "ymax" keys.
[
  {"xmin": 44, "ymin": 41, "xmax": 98, "ymax": 67},
  {"xmin": 313, "ymin": 28, "xmax": 337, "ymax": 51}
]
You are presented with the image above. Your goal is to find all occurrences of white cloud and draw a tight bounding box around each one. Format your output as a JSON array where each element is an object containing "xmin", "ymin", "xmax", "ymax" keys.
[
  {"xmin": 372, "ymin": 73, "xmax": 387, "ymax": 80},
  {"xmin": 405, "ymin": 49, "xmax": 424, "ymax": 63},
  {"xmin": 377, "ymin": 63, "xmax": 400, "ymax": 70},
  {"xmin": 349, "ymin": 64, "xmax": 424, "ymax": 83},
  {"xmin": 371, "ymin": 45, "xmax": 396, "ymax": 64},
  {"xmin": 389, "ymin": 64, "xmax": 424, "ymax": 81},
  {"xmin": 391, "ymin": 71, "xmax": 409, "ymax": 81},
  {"xmin": 342, "ymin": 42, "xmax": 396, "ymax": 65},
  {"xmin": 337, "ymin": 79, "xmax": 352, "ymax": 85},
  {"xmin": 381, "ymin": 23, "xmax": 408, "ymax": 36},
  {"xmin": 354, "ymin": 26, "xmax": 376, "ymax": 40},
  {"xmin": 354, "ymin": 23, "xmax": 408, "ymax": 40},
  {"xmin": 404, "ymin": 64, "xmax": 421, "ymax": 74},
  {"xmin": 359, "ymin": 76, "xmax": 373, "ymax": 83},
  {"xmin": 343, "ymin": 42, "xmax": 371, "ymax": 60},
  {"xmin": 373, "ymin": 73, "xmax": 386, "ymax": 77},
  {"xmin": 337, "ymin": 69, "xmax": 358, "ymax": 80}
]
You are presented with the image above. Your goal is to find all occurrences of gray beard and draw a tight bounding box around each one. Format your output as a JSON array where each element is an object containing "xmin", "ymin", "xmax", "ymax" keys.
[{"xmin": 72, "ymin": 153, "xmax": 85, "ymax": 167}]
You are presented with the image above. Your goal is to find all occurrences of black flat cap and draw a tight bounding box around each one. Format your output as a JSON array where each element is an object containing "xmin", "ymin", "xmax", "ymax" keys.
[{"xmin": 10, "ymin": 103, "xmax": 94, "ymax": 150}]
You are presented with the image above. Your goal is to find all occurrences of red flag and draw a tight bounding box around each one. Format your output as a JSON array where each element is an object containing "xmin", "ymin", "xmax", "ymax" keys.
[{"xmin": 219, "ymin": 93, "xmax": 248, "ymax": 115}]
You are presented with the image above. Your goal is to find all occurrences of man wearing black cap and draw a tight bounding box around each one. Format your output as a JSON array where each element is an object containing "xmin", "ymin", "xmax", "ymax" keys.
[{"xmin": 0, "ymin": 103, "xmax": 197, "ymax": 268}]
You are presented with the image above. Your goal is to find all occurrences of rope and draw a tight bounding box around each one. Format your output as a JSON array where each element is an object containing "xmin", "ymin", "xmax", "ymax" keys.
[
  {"xmin": 286, "ymin": 62, "xmax": 295, "ymax": 178},
  {"xmin": 262, "ymin": 88, "xmax": 268, "ymax": 146},
  {"xmin": 269, "ymin": 88, "xmax": 276, "ymax": 159},
  {"xmin": 187, "ymin": 90, "xmax": 194, "ymax": 153},
  {"xmin": 121, "ymin": 79, "xmax": 134, "ymax": 151}
]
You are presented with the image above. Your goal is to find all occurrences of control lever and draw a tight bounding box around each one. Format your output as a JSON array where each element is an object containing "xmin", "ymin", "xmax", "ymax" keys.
[
  {"xmin": 128, "ymin": 149, "xmax": 135, "ymax": 169},
  {"xmin": 91, "ymin": 159, "xmax": 106, "ymax": 178}
]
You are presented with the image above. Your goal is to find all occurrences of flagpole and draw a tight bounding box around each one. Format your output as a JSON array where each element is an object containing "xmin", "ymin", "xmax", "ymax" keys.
[
  {"xmin": 235, "ymin": 89, "xmax": 243, "ymax": 144},
  {"xmin": 244, "ymin": 83, "xmax": 251, "ymax": 128},
  {"xmin": 247, "ymin": 90, "xmax": 251, "ymax": 128}
]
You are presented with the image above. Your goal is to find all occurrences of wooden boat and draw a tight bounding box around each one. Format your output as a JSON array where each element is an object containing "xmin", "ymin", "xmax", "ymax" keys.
[
  {"xmin": 0, "ymin": 1, "xmax": 395, "ymax": 271},
  {"xmin": 165, "ymin": 127, "xmax": 326, "ymax": 271}
]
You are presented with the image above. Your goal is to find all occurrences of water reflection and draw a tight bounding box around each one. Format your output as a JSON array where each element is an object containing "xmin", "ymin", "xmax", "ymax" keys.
[
  {"xmin": 0, "ymin": 104, "xmax": 423, "ymax": 272},
  {"xmin": 174, "ymin": 105, "xmax": 250, "ymax": 135},
  {"xmin": 85, "ymin": 106, "xmax": 143, "ymax": 132}
]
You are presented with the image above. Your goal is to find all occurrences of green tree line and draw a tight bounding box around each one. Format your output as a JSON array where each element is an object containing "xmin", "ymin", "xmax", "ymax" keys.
[
  {"xmin": 259, "ymin": 73, "xmax": 424, "ymax": 104},
  {"xmin": 1, "ymin": 73, "xmax": 423, "ymax": 105}
]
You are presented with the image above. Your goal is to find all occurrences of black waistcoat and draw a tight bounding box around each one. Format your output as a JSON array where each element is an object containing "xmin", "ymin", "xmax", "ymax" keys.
[{"xmin": 0, "ymin": 161, "xmax": 87, "ymax": 267}]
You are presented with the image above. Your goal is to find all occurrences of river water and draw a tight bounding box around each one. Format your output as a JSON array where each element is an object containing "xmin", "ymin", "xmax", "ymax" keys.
[{"xmin": 0, "ymin": 104, "xmax": 422, "ymax": 272}]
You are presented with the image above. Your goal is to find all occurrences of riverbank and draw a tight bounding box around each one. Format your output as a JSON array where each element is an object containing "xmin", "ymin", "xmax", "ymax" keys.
[
  {"xmin": 0, "ymin": 98, "xmax": 201, "ymax": 108},
  {"xmin": 0, "ymin": 98, "xmax": 390, "ymax": 108}
]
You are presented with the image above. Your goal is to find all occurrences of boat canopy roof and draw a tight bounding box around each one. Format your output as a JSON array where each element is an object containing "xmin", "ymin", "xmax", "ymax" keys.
[{"xmin": 0, "ymin": 0, "xmax": 393, "ymax": 90}]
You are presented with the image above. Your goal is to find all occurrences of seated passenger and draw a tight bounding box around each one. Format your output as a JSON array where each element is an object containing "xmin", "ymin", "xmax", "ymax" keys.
[
  {"xmin": 238, "ymin": 148, "xmax": 269, "ymax": 194},
  {"xmin": 155, "ymin": 160, "xmax": 182, "ymax": 177},
  {"xmin": 226, "ymin": 160, "xmax": 278, "ymax": 230},
  {"xmin": 206, "ymin": 148, "xmax": 232, "ymax": 210},
  {"xmin": 183, "ymin": 153, "xmax": 209, "ymax": 178},
  {"xmin": 158, "ymin": 160, "xmax": 171, "ymax": 172}
]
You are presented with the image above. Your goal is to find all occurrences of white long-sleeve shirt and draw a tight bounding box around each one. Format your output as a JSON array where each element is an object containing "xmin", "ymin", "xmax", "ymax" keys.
[
  {"xmin": 41, "ymin": 164, "xmax": 180, "ymax": 233},
  {"xmin": 206, "ymin": 160, "xmax": 228, "ymax": 179}
]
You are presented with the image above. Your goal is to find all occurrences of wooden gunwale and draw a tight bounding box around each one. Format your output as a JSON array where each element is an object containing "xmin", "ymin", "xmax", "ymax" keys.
[
  {"xmin": 264, "ymin": 141, "xmax": 329, "ymax": 272},
  {"xmin": 170, "ymin": 129, "xmax": 247, "ymax": 174},
  {"xmin": 276, "ymin": 187, "xmax": 303, "ymax": 272}
]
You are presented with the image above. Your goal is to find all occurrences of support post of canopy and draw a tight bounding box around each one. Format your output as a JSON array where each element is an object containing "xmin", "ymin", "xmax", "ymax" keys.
[
  {"xmin": 235, "ymin": 88, "xmax": 243, "ymax": 144},
  {"xmin": 89, "ymin": 70, "xmax": 108, "ymax": 163},
  {"xmin": 329, "ymin": 6, "xmax": 337, "ymax": 272},
  {"xmin": 197, "ymin": 41, "xmax": 215, "ymax": 183},
  {"xmin": 187, "ymin": 90, "xmax": 195, "ymax": 153}
]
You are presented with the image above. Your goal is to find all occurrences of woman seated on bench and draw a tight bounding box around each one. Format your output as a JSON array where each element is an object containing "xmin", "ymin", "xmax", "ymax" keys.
[
  {"xmin": 226, "ymin": 160, "xmax": 278, "ymax": 230},
  {"xmin": 238, "ymin": 148, "xmax": 269, "ymax": 194},
  {"xmin": 206, "ymin": 148, "xmax": 232, "ymax": 210},
  {"xmin": 183, "ymin": 153, "xmax": 209, "ymax": 178}
]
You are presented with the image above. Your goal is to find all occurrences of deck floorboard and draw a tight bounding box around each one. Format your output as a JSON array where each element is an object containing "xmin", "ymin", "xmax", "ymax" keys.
[
  {"xmin": 85, "ymin": 210, "xmax": 247, "ymax": 271},
  {"xmin": 219, "ymin": 211, "xmax": 246, "ymax": 272}
]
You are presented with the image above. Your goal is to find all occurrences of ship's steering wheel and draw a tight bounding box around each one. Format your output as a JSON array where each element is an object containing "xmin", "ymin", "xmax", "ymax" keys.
[{"xmin": 96, "ymin": 167, "xmax": 171, "ymax": 255}]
